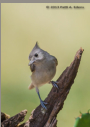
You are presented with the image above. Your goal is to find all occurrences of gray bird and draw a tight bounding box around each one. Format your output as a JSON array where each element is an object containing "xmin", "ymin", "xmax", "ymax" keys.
[{"xmin": 28, "ymin": 42, "xmax": 58, "ymax": 109}]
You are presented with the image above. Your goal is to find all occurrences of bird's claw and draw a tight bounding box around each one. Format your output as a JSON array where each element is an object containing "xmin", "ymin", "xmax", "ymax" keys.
[
  {"xmin": 50, "ymin": 81, "xmax": 59, "ymax": 89},
  {"xmin": 40, "ymin": 100, "xmax": 47, "ymax": 110},
  {"xmin": 42, "ymin": 101, "xmax": 48, "ymax": 104}
]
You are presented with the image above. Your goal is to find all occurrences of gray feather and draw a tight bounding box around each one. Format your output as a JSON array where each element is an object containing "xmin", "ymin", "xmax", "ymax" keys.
[{"xmin": 30, "ymin": 64, "xmax": 35, "ymax": 72}]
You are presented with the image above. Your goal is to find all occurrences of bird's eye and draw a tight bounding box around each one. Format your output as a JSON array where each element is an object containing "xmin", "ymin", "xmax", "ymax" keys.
[{"xmin": 34, "ymin": 53, "xmax": 38, "ymax": 57}]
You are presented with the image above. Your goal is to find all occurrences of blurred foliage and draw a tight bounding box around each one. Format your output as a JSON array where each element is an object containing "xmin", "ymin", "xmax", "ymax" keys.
[
  {"xmin": 1, "ymin": 3, "xmax": 90, "ymax": 126},
  {"xmin": 74, "ymin": 110, "xmax": 90, "ymax": 127}
]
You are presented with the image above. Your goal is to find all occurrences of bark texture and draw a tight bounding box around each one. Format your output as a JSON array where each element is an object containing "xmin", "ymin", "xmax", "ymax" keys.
[
  {"xmin": 1, "ymin": 110, "xmax": 27, "ymax": 127},
  {"xmin": 1, "ymin": 112, "xmax": 10, "ymax": 122}
]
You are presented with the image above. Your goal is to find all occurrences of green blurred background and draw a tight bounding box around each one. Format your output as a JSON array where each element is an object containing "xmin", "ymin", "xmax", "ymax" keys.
[{"xmin": 1, "ymin": 3, "xmax": 90, "ymax": 126}]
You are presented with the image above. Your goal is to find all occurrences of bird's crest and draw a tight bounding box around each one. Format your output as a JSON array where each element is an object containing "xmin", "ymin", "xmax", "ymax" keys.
[{"xmin": 34, "ymin": 42, "xmax": 40, "ymax": 49}]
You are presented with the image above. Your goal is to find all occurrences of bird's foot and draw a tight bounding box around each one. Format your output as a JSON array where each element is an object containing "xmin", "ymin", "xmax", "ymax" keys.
[
  {"xmin": 40, "ymin": 100, "xmax": 47, "ymax": 110},
  {"xmin": 50, "ymin": 81, "xmax": 59, "ymax": 89}
]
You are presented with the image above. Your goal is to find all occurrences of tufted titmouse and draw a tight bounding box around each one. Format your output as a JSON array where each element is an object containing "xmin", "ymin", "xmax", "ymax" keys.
[{"xmin": 28, "ymin": 42, "xmax": 58, "ymax": 109}]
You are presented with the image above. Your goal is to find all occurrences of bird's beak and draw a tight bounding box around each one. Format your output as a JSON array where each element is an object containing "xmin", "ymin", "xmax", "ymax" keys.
[{"xmin": 28, "ymin": 60, "xmax": 35, "ymax": 66}]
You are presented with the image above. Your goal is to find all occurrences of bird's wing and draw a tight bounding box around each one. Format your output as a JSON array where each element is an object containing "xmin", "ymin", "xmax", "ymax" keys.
[
  {"xmin": 52, "ymin": 56, "xmax": 58, "ymax": 66},
  {"xmin": 30, "ymin": 64, "xmax": 35, "ymax": 72}
]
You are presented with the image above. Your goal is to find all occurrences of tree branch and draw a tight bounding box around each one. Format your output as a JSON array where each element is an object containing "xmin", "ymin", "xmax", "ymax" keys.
[
  {"xmin": 1, "ymin": 110, "xmax": 27, "ymax": 127},
  {"xmin": 1, "ymin": 112, "xmax": 10, "ymax": 122}
]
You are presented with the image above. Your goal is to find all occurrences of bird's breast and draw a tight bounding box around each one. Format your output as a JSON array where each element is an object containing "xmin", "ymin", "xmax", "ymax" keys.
[{"xmin": 31, "ymin": 61, "xmax": 56, "ymax": 86}]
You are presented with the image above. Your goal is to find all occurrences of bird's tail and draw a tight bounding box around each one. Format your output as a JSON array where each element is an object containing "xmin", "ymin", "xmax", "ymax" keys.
[{"xmin": 28, "ymin": 83, "xmax": 34, "ymax": 90}]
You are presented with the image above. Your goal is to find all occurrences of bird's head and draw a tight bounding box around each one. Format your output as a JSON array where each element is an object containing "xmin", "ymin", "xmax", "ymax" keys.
[{"xmin": 28, "ymin": 42, "xmax": 45, "ymax": 66}]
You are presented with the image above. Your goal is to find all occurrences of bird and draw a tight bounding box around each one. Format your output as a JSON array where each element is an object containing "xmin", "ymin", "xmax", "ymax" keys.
[{"xmin": 28, "ymin": 42, "xmax": 58, "ymax": 109}]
